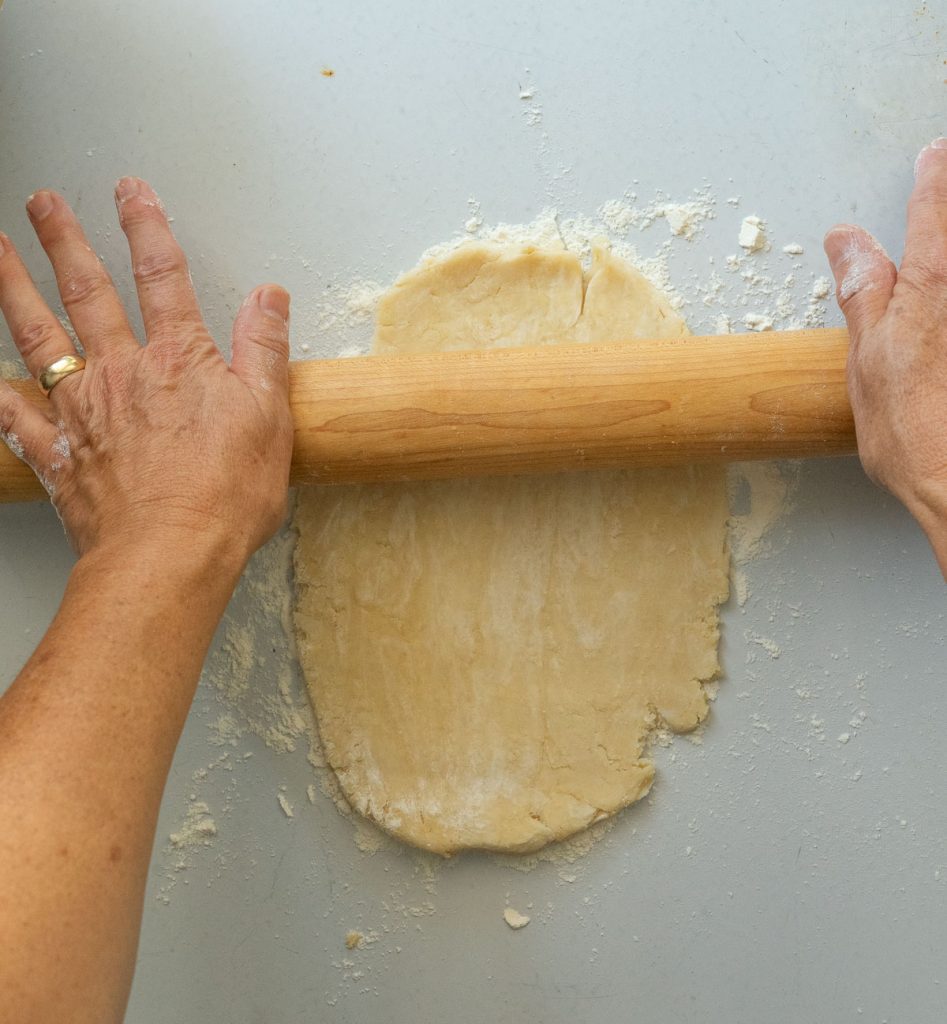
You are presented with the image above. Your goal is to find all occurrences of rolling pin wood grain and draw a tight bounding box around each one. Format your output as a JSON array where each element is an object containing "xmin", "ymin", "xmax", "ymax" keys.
[{"xmin": 0, "ymin": 327, "xmax": 854, "ymax": 502}]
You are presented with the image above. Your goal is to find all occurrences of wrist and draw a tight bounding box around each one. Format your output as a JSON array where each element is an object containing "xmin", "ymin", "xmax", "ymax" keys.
[
  {"xmin": 903, "ymin": 480, "xmax": 947, "ymax": 579},
  {"xmin": 74, "ymin": 523, "xmax": 248, "ymax": 599}
]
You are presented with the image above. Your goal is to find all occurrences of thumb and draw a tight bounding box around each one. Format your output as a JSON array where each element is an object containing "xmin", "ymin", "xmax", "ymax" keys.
[
  {"xmin": 823, "ymin": 225, "xmax": 897, "ymax": 342},
  {"xmin": 230, "ymin": 285, "xmax": 291, "ymax": 394}
]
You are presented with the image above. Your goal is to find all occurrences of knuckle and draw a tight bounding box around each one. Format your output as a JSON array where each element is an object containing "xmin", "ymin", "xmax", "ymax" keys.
[
  {"xmin": 119, "ymin": 194, "xmax": 167, "ymax": 228},
  {"xmin": 0, "ymin": 396, "xmax": 33, "ymax": 465},
  {"xmin": 903, "ymin": 248, "xmax": 939, "ymax": 279},
  {"xmin": 149, "ymin": 333, "xmax": 216, "ymax": 373},
  {"xmin": 0, "ymin": 393, "xmax": 19, "ymax": 436},
  {"xmin": 132, "ymin": 246, "xmax": 188, "ymax": 288},
  {"xmin": 15, "ymin": 317, "xmax": 62, "ymax": 360},
  {"xmin": 244, "ymin": 322, "xmax": 289, "ymax": 356},
  {"xmin": 61, "ymin": 268, "xmax": 112, "ymax": 310},
  {"xmin": 152, "ymin": 346, "xmax": 189, "ymax": 375}
]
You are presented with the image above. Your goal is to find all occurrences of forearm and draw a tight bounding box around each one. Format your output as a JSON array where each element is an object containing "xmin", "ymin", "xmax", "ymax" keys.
[{"xmin": 0, "ymin": 531, "xmax": 244, "ymax": 1024}]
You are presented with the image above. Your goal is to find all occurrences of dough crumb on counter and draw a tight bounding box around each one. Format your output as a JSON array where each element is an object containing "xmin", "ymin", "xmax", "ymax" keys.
[
  {"xmin": 738, "ymin": 215, "xmax": 767, "ymax": 252},
  {"xmin": 277, "ymin": 792, "xmax": 295, "ymax": 818},
  {"xmin": 503, "ymin": 907, "xmax": 531, "ymax": 930},
  {"xmin": 783, "ymin": 243, "xmax": 805, "ymax": 255},
  {"xmin": 345, "ymin": 930, "xmax": 364, "ymax": 949}
]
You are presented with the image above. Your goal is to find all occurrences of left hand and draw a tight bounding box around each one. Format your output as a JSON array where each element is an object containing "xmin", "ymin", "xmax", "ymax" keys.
[{"xmin": 0, "ymin": 178, "xmax": 294, "ymax": 564}]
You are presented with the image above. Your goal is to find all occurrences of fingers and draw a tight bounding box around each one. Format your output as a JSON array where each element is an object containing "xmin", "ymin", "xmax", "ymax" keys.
[
  {"xmin": 0, "ymin": 379, "xmax": 57, "ymax": 481},
  {"xmin": 26, "ymin": 190, "xmax": 135, "ymax": 356},
  {"xmin": 114, "ymin": 177, "xmax": 208, "ymax": 348},
  {"xmin": 904, "ymin": 138, "xmax": 947, "ymax": 274},
  {"xmin": 230, "ymin": 286, "xmax": 291, "ymax": 396},
  {"xmin": 823, "ymin": 224, "xmax": 897, "ymax": 343},
  {"xmin": 0, "ymin": 231, "xmax": 80, "ymax": 379}
]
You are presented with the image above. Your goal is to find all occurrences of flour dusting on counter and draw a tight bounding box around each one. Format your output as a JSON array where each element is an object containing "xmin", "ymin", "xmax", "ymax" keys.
[
  {"xmin": 153, "ymin": 183, "xmax": 832, "ymax": 982},
  {"xmin": 294, "ymin": 181, "xmax": 835, "ymax": 362}
]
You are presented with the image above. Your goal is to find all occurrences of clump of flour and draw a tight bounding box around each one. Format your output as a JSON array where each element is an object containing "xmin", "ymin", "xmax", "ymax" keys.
[{"xmin": 169, "ymin": 800, "xmax": 218, "ymax": 849}]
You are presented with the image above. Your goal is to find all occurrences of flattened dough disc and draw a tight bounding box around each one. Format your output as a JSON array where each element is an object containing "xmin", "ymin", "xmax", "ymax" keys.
[{"xmin": 294, "ymin": 243, "xmax": 730, "ymax": 855}]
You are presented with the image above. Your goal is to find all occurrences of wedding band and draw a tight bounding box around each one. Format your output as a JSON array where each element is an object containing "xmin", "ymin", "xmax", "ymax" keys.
[{"xmin": 38, "ymin": 354, "xmax": 86, "ymax": 395}]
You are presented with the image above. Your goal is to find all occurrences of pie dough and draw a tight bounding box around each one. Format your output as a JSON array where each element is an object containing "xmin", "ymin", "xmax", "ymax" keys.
[{"xmin": 294, "ymin": 243, "xmax": 729, "ymax": 855}]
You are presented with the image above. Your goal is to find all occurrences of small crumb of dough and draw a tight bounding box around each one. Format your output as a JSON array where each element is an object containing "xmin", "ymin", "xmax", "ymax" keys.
[
  {"xmin": 277, "ymin": 793, "xmax": 295, "ymax": 818},
  {"xmin": 783, "ymin": 243, "xmax": 804, "ymax": 256},
  {"xmin": 503, "ymin": 907, "xmax": 531, "ymax": 930},
  {"xmin": 738, "ymin": 215, "xmax": 767, "ymax": 252},
  {"xmin": 345, "ymin": 930, "xmax": 364, "ymax": 949},
  {"xmin": 811, "ymin": 276, "xmax": 831, "ymax": 300}
]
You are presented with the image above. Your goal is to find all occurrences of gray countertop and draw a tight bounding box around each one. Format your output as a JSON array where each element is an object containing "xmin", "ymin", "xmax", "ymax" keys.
[{"xmin": 1, "ymin": 2, "xmax": 945, "ymax": 1021}]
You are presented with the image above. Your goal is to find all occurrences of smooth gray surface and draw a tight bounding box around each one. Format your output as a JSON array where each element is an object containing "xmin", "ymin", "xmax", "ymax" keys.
[{"xmin": 1, "ymin": 2, "xmax": 945, "ymax": 1022}]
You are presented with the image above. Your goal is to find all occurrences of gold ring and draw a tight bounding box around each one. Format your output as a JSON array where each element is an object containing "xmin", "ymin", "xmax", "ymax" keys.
[{"xmin": 38, "ymin": 354, "xmax": 86, "ymax": 395}]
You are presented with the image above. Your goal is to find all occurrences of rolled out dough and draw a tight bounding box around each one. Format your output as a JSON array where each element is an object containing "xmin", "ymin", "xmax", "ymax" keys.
[{"xmin": 294, "ymin": 243, "xmax": 730, "ymax": 855}]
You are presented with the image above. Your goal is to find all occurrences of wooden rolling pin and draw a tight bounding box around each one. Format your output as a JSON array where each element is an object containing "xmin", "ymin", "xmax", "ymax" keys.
[{"xmin": 0, "ymin": 327, "xmax": 854, "ymax": 503}]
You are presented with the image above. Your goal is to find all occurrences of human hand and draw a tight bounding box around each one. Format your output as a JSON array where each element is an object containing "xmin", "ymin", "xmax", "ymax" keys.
[
  {"xmin": 825, "ymin": 139, "xmax": 947, "ymax": 576},
  {"xmin": 0, "ymin": 178, "xmax": 293, "ymax": 565}
]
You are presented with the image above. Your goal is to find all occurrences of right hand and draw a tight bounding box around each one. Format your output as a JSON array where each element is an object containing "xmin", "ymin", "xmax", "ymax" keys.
[{"xmin": 824, "ymin": 139, "xmax": 947, "ymax": 578}]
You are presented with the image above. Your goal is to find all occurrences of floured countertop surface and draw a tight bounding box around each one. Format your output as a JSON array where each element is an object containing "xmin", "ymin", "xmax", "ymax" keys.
[{"xmin": 1, "ymin": 1, "xmax": 946, "ymax": 1022}]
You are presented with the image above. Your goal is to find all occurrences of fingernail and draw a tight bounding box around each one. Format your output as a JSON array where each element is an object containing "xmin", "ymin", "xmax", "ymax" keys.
[
  {"xmin": 26, "ymin": 191, "xmax": 55, "ymax": 221},
  {"xmin": 115, "ymin": 177, "xmax": 141, "ymax": 202},
  {"xmin": 115, "ymin": 176, "xmax": 158, "ymax": 205},
  {"xmin": 915, "ymin": 138, "xmax": 947, "ymax": 178},
  {"xmin": 258, "ymin": 286, "xmax": 290, "ymax": 322}
]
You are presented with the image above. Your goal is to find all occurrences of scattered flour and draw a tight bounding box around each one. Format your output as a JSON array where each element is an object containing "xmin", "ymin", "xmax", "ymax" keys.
[
  {"xmin": 727, "ymin": 462, "xmax": 799, "ymax": 607},
  {"xmin": 0, "ymin": 362, "xmax": 28, "ymax": 461},
  {"xmin": 599, "ymin": 186, "xmax": 716, "ymax": 240},
  {"xmin": 293, "ymin": 182, "xmax": 834, "ymax": 362},
  {"xmin": 1, "ymin": 430, "xmax": 24, "ymax": 461},
  {"xmin": 746, "ymin": 632, "xmax": 782, "ymax": 659},
  {"xmin": 835, "ymin": 231, "xmax": 891, "ymax": 302},
  {"xmin": 169, "ymin": 800, "xmax": 218, "ymax": 849},
  {"xmin": 204, "ymin": 529, "xmax": 311, "ymax": 754}
]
